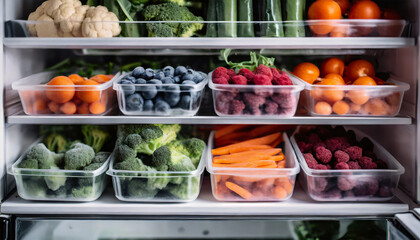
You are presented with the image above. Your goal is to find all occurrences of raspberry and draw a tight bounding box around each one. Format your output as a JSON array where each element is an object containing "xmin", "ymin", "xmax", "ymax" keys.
[
  {"xmin": 213, "ymin": 77, "xmax": 229, "ymax": 84},
  {"xmin": 253, "ymin": 74, "xmax": 272, "ymax": 85},
  {"xmin": 227, "ymin": 69, "xmax": 236, "ymax": 78},
  {"xmin": 334, "ymin": 150, "xmax": 350, "ymax": 163},
  {"xmin": 230, "ymin": 75, "xmax": 247, "ymax": 85},
  {"xmin": 272, "ymin": 69, "xmax": 293, "ymax": 85},
  {"xmin": 264, "ymin": 101, "xmax": 279, "ymax": 114},
  {"xmin": 314, "ymin": 146, "xmax": 332, "ymax": 164},
  {"xmin": 335, "ymin": 162, "xmax": 350, "ymax": 169},
  {"xmin": 212, "ymin": 67, "xmax": 228, "ymax": 78},
  {"xmin": 303, "ymin": 153, "xmax": 318, "ymax": 169},
  {"xmin": 255, "ymin": 64, "xmax": 273, "ymax": 80},
  {"xmin": 238, "ymin": 68, "xmax": 255, "ymax": 83}
]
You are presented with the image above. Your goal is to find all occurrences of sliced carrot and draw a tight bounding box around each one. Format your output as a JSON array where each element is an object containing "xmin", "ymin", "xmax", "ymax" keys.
[
  {"xmin": 254, "ymin": 160, "xmax": 277, "ymax": 167},
  {"xmin": 277, "ymin": 160, "xmax": 286, "ymax": 168},
  {"xmin": 276, "ymin": 177, "xmax": 294, "ymax": 194},
  {"xmin": 215, "ymin": 125, "xmax": 248, "ymax": 139},
  {"xmin": 273, "ymin": 186, "xmax": 288, "ymax": 199},
  {"xmin": 259, "ymin": 164, "xmax": 278, "ymax": 168},
  {"xmin": 213, "ymin": 162, "xmax": 259, "ymax": 168},
  {"xmin": 268, "ymin": 155, "xmax": 285, "ymax": 162},
  {"xmin": 215, "ymin": 145, "xmax": 273, "ymax": 155},
  {"xmin": 270, "ymin": 136, "xmax": 284, "ymax": 148},
  {"xmin": 214, "ymin": 148, "xmax": 281, "ymax": 159},
  {"xmin": 225, "ymin": 182, "xmax": 253, "ymax": 199},
  {"xmin": 232, "ymin": 176, "xmax": 262, "ymax": 182},
  {"xmin": 212, "ymin": 133, "xmax": 281, "ymax": 155}
]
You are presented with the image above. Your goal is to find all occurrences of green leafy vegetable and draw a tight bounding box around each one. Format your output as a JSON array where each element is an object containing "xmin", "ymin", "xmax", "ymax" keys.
[{"xmin": 222, "ymin": 49, "xmax": 276, "ymax": 72}]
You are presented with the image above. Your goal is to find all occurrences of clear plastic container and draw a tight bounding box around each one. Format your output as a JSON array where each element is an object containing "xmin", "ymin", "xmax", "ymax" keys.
[
  {"xmin": 8, "ymin": 139, "xmax": 110, "ymax": 202},
  {"xmin": 290, "ymin": 127, "xmax": 405, "ymax": 202},
  {"xmin": 107, "ymin": 147, "xmax": 206, "ymax": 202},
  {"xmin": 12, "ymin": 71, "xmax": 118, "ymax": 115},
  {"xmin": 208, "ymin": 72, "xmax": 304, "ymax": 117},
  {"xmin": 114, "ymin": 72, "xmax": 208, "ymax": 116},
  {"xmin": 298, "ymin": 78, "xmax": 410, "ymax": 117},
  {"xmin": 207, "ymin": 132, "xmax": 300, "ymax": 202}
]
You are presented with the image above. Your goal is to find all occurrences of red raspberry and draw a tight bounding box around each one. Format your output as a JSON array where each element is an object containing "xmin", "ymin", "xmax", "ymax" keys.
[
  {"xmin": 255, "ymin": 64, "xmax": 273, "ymax": 80},
  {"xmin": 253, "ymin": 74, "xmax": 272, "ymax": 85},
  {"xmin": 230, "ymin": 75, "xmax": 247, "ymax": 85}
]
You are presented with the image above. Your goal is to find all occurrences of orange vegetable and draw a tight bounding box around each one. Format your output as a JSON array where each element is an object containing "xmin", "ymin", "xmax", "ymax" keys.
[
  {"xmin": 273, "ymin": 186, "xmax": 288, "ymax": 199},
  {"xmin": 270, "ymin": 136, "xmax": 284, "ymax": 148},
  {"xmin": 77, "ymin": 102, "xmax": 90, "ymax": 114},
  {"xmin": 213, "ymin": 148, "xmax": 282, "ymax": 162},
  {"xmin": 308, "ymin": 0, "xmax": 342, "ymax": 35},
  {"xmin": 89, "ymin": 101, "xmax": 106, "ymax": 114},
  {"xmin": 277, "ymin": 160, "xmax": 286, "ymax": 168},
  {"xmin": 214, "ymin": 145, "xmax": 273, "ymax": 155},
  {"xmin": 345, "ymin": 60, "xmax": 375, "ymax": 82},
  {"xmin": 212, "ymin": 133, "xmax": 281, "ymax": 155},
  {"xmin": 225, "ymin": 182, "xmax": 253, "ymax": 199},
  {"xmin": 68, "ymin": 74, "xmax": 84, "ymax": 84},
  {"xmin": 293, "ymin": 62, "xmax": 320, "ymax": 84},
  {"xmin": 353, "ymin": 76, "xmax": 377, "ymax": 86},
  {"xmin": 347, "ymin": 90, "xmax": 370, "ymax": 105},
  {"xmin": 47, "ymin": 101, "xmax": 60, "ymax": 113},
  {"xmin": 349, "ymin": 0, "xmax": 381, "ymax": 19},
  {"xmin": 33, "ymin": 98, "xmax": 47, "ymax": 113},
  {"xmin": 46, "ymin": 76, "xmax": 75, "ymax": 103},
  {"xmin": 334, "ymin": 0, "xmax": 350, "ymax": 14},
  {"xmin": 215, "ymin": 125, "xmax": 248, "ymax": 139},
  {"xmin": 60, "ymin": 101, "xmax": 77, "ymax": 114},
  {"xmin": 76, "ymin": 80, "xmax": 100, "ymax": 103},
  {"xmin": 321, "ymin": 57, "xmax": 345, "ymax": 77},
  {"xmin": 90, "ymin": 74, "xmax": 113, "ymax": 84}
]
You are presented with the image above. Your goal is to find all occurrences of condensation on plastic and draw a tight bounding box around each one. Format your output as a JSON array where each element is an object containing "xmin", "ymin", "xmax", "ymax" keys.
[
  {"xmin": 106, "ymin": 147, "xmax": 206, "ymax": 202},
  {"xmin": 208, "ymin": 72, "xmax": 304, "ymax": 117},
  {"xmin": 8, "ymin": 138, "xmax": 111, "ymax": 202},
  {"xmin": 113, "ymin": 72, "xmax": 208, "ymax": 116},
  {"xmin": 11, "ymin": 71, "xmax": 119, "ymax": 115},
  {"xmin": 290, "ymin": 126, "xmax": 405, "ymax": 202},
  {"xmin": 207, "ymin": 132, "xmax": 300, "ymax": 202}
]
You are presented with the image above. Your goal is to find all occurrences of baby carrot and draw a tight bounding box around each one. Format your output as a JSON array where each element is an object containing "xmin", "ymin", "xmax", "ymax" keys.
[
  {"xmin": 212, "ymin": 133, "xmax": 281, "ymax": 155},
  {"xmin": 225, "ymin": 182, "xmax": 253, "ymax": 200},
  {"xmin": 214, "ymin": 145, "xmax": 273, "ymax": 155}
]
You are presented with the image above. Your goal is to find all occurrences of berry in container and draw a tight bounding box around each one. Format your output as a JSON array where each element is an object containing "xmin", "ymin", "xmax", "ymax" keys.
[
  {"xmin": 12, "ymin": 71, "xmax": 118, "ymax": 115},
  {"xmin": 114, "ymin": 66, "xmax": 208, "ymax": 116},
  {"xmin": 290, "ymin": 126, "xmax": 405, "ymax": 202}
]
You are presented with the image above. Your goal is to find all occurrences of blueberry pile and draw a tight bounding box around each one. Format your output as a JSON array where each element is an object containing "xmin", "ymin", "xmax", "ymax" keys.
[{"xmin": 119, "ymin": 66, "xmax": 207, "ymax": 114}]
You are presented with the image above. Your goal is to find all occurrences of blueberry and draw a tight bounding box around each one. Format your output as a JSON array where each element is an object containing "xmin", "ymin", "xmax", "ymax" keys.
[
  {"xmin": 154, "ymin": 71, "xmax": 165, "ymax": 80},
  {"xmin": 178, "ymin": 95, "xmax": 191, "ymax": 110},
  {"xmin": 143, "ymin": 100, "xmax": 154, "ymax": 111},
  {"xmin": 163, "ymin": 66, "xmax": 175, "ymax": 77},
  {"xmin": 173, "ymin": 76, "xmax": 181, "ymax": 84},
  {"xmin": 123, "ymin": 76, "xmax": 136, "ymax": 83},
  {"xmin": 192, "ymin": 72, "xmax": 204, "ymax": 83},
  {"xmin": 182, "ymin": 80, "xmax": 196, "ymax": 85},
  {"xmin": 120, "ymin": 80, "xmax": 132, "ymax": 85},
  {"xmin": 175, "ymin": 66, "xmax": 187, "ymax": 76},
  {"xmin": 155, "ymin": 100, "xmax": 171, "ymax": 114},
  {"xmin": 161, "ymin": 77, "xmax": 174, "ymax": 84},
  {"xmin": 140, "ymin": 85, "xmax": 157, "ymax": 100},
  {"xmin": 182, "ymin": 73, "xmax": 194, "ymax": 81},
  {"xmin": 134, "ymin": 78, "xmax": 147, "ymax": 91},
  {"xmin": 144, "ymin": 68, "xmax": 154, "ymax": 80},
  {"xmin": 126, "ymin": 93, "xmax": 144, "ymax": 111},
  {"xmin": 132, "ymin": 67, "xmax": 145, "ymax": 78},
  {"xmin": 121, "ymin": 80, "xmax": 135, "ymax": 95},
  {"xmin": 164, "ymin": 85, "xmax": 180, "ymax": 107},
  {"xmin": 149, "ymin": 79, "xmax": 163, "ymax": 90}
]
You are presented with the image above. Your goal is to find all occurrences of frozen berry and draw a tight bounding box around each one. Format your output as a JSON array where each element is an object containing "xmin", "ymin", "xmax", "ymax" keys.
[
  {"xmin": 253, "ymin": 74, "xmax": 272, "ymax": 85},
  {"xmin": 334, "ymin": 150, "xmax": 350, "ymax": 163},
  {"xmin": 315, "ymin": 146, "xmax": 332, "ymax": 164},
  {"xmin": 337, "ymin": 176, "xmax": 356, "ymax": 191},
  {"xmin": 255, "ymin": 64, "xmax": 273, "ymax": 80},
  {"xmin": 230, "ymin": 75, "xmax": 247, "ymax": 85},
  {"xmin": 303, "ymin": 153, "xmax": 318, "ymax": 169},
  {"xmin": 347, "ymin": 161, "xmax": 361, "ymax": 169},
  {"xmin": 358, "ymin": 156, "xmax": 377, "ymax": 169},
  {"xmin": 344, "ymin": 146, "xmax": 363, "ymax": 161},
  {"xmin": 335, "ymin": 162, "xmax": 350, "ymax": 169}
]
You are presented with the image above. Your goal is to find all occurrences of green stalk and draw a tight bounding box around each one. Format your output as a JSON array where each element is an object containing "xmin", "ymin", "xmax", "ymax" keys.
[
  {"xmin": 261, "ymin": 0, "xmax": 284, "ymax": 37},
  {"xmin": 216, "ymin": 0, "xmax": 237, "ymax": 37},
  {"xmin": 284, "ymin": 0, "xmax": 306, "ymax": 37},
  {"xmin": 237, "ymin": 0, "xmax": 254, "ymax": 37}
]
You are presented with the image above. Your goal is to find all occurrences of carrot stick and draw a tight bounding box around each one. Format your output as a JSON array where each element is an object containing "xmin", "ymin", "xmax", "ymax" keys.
[
  {"xmin": 259, "ymin": 164, "xmax": 278, "ymax": 168},
  {"xmin": 213, "ymin": 150, "xmax": 282, "ymax": 164},
  {"xmin": 225, "ymin": 181, "xmax": 253, "ymax": 199},
  {"xmin": 277, "ymin": 160, "xmax": 286, "ymax": 168},
  {"xmin": 270, "ymin": 135, "xmax": 284, "ymax": 148},
  {"xmin": 273, "ymin": 186, "xmax": 288, "ymax": 199},
  {"xmin": 213, "ymin": 162, "xmax": 259, "ymax": 168},
  {"xmin": 249, "ymin": 125, "xmax": 283, "ymax": 138},
  {"xmin": 212, "ymin": 133, "xmax": 281, "ymax": 155},
  {"xmin": 233, "ymin": 176, "xmax": 261, "ymax": 182},
  {"xmin": 214, "ymin": 148, "xmax": 282, "ymax": 159},
  {"xmin": 215, "ymin": 125, "xmax": 248, "ymax": 139},
  {"xmin": 219, "ymin": 145, "xmax": 273, "ymax": 154},
  {"xmin": 254, "ymin": 160, "xmax": 276, "ymax": 167},
  {"xmin": 268, "ymin": 155, "xmax": 285, "ymax": 161}
]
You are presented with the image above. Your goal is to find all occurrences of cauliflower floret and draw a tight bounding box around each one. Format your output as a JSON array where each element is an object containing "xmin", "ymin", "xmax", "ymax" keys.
[
  {"xmin": 27, "ymin": 1, "xmax": 49, "ymax": 36},
  {"xmin": 60, "ymin": 5, "xmax": 89, "ymax": 37},
  {"xmin": 82, "ymin": 6, "xmax": 121, "ymax": 38},
  {"xmin": 52, "ymin": 0, "xmax": 82, "ymax": 22},
  {"xmin": 35, "ymin": 14, "xmax": 60, "ymax": 37},
  {"xmin": 44, "ymin": 0, "xmax": 81, "ymax": 18}
]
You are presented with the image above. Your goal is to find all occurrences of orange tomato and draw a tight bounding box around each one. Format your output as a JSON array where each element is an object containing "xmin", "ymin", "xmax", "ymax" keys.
[
  {"xmin": 90, "ymin": 74, "xmax": 113, "ymax": 84},
  {"xmin": 46, "ymin": 76, "xmax": 75, "ymax": 104},
  {"xmin": 317, "ymin": 78, "xmax": 345, "ymax": 102},
  {"xmin": 353, "ymin": 76, "xmax": 377, "ymax": 85},
  {"xmin": 293, "ymin": 62, "xmax": 320, "ymax": 84},
  {"xmin": 76, "ymin": 80, "xmax": 100, "ymax": 103},
  {"xmin": 77, "ymin": 102, "xmax": 90, "ymax": 114},
  {"xmin": 321, "ymin": 57, "xmax": 345, "ymax": 76},
  {"xmin": 308, "ymin": 0, "xmax": 342, "ymax": 35},
  {"xmin": 68, "ymin": 74, "xmax": 84, "ymax": 84},
  {"xmin": 324, "ymin": 73, "xmax": 345, "ymax": 85},
  {"xmin": 314, "ymin": 101, "xmax": 333, "ymax": 115},
  {"xmin": 349, "ymin": 0, "xmax": 381, "ymax": 19},
  {"xmin": 334, "ymin": 0, "xmax": 350, "ymax": 14},
  {"xmin": 345, "ymin": 59, "xmax": 375, "ymax": 82},
  {"xmin": 318, "ymin": 77, "xmax": 345, "ymax": 85},
  {"xmin": 330, "ymin": 25, "xmax": 349, "ymax": 37},
  {"xmin": 89, "ymin": 101, "xmax": 106, "ymax": 114},
  {"xmin": 332, "ymin": 101, "xmax": 350, "ymax": 115},
  {"xmin": 378, "ymin": 9, "xmax": 402, "ymax": 37},
  {"xmin": 60, "ymin": 101, "xmax": 77, "ymax": 114},
  {"xmin": 47, "ymin": 101, "xmax": 60, "ymax": 113},
  {"xmin": 381, "ymin": 9, "xmax": 401, "ymax": 20},
  {"xmin": 347, "ymin": 90, "xmax": 370, "ymax": 105}
]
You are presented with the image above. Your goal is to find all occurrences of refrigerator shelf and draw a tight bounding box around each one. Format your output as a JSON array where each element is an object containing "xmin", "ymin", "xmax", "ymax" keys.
[
  {"xmin": 1, "ymin": 181, "xmax": 408, "ymax": 217},
  {"xmin": 6, "ymin": 113, "xmax": 412, "ymax": 125},
  {"xmin": 3, "ymin": 37, "xmax": 415, "ymax": 50}
]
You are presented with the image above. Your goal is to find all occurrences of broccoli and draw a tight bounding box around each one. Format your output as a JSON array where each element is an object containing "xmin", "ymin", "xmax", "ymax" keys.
[
  {"xmin": 72, "ymin": 186, "xmax": 96, "ymax": 199},
  {"xmin": 49, "ymin": 186, "xmax": 67, "ymax": 198},
  {"xmin": 116, "ymin": 144, "xmax": 137, "ymax": 162},
  {"xmin": 151, "ymin": 0, "xmax": 186, "ymax": 5},
  {"xmin": 114, "ymin": 157, "xmax": 147, "ymax": 171},
  {"xmin": 156, "ymin": 124, "xmax": 181, "ymax": 145},
  {"xmin": 127, "ymin": 179, "xmax": 159, "ymax": 199},
  {"xmin": 25, "ymin": 143, "xmax": 57, "ymax": 169},
  {"xmin": 17, "ymin": 158, "xmax": 38, "ymax": 169},
  {"xmin": 123, "ymin": 126, "xmax": 166, "ymax": 155},
  {"xmin": 92, "ymin": 152, "xmax": 110, "ymax": 164},
  {"xmin": 84, "ymin": 162, "xmax": 104, "ymax": 171},
  {"xmin": 77, "ymin": 163, "xmax": 105, "ymax": 187},
  {"xmin": 44, "ymin": 166, "xmax": 67, "ymax": 191},
  {"xmin": 151, "ymin": 146, "xmax": 171, "ymax": 168},
  {"xmin": 82, "ymin": 125, "xmax": 109, "ymax": 153},
  {"xmin": 64, "ymin": 143, "xmax": 95, "ymax": 170},
  {"xmin": 152, "ymin": 146, "xmax": 195, "ymax": 172},
  {"xmin": 140, "ymin": 164, "xmax": 171, "ymax": 189},
  {"xmin": 167, "ymin": 138, "xmax": 205, "ymax": 167},
  {"xmin": 22, "ymin": 178, "xmax": 47, "ymax": 198},
  {"xmin": 166, "ymin": 176, "xmax": 199, "ymax": 199},
  {"xmin": 142, "ymin": 3, "xmax": 203, "ymax": 37},
  {"xmin": 44, "ymin": 133, "xmax": 68, "ymax": 153}
]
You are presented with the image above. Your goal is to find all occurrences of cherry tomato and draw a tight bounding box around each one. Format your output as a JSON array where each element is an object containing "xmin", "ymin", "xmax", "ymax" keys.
[
  {"xmin": 349, "ymin": 0, "xmax": 381, "ymax": 19},
  {"xmin": 308, "ymin": 0, "xmax": 342, "ymax": 35},
  {"xmin": 321, "ymin": 57, "xmax": 345, "ymax": 76},
  {"xmin": 293, "ymin": 62, "xmax": 320, "ymax": 84},
  {"xmin": 345, "ymin": 59, "xmax": 375, "ymax": 82}
]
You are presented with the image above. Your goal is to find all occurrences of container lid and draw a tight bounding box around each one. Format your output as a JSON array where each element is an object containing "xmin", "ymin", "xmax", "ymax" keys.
[
  {"xmin": 206, "ymin": 131, "xmax": 300, "ymax": 177},
  {"xmin": 11, "ymin": 71, "xmax": 119, "ymax": 91},
  {"xmin": 290, "ymin": 126, "xmax": 405, "ymax": 176}
]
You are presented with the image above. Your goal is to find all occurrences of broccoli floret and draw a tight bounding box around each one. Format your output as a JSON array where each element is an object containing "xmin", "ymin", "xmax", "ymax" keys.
[
  {"xmin": 153, "ymin": 146, "xmax": 195, "ymax": 172},
  {"xmin": 44, "ymin": 133, "xmax": 68, "ymax": 153},
  {"xmin": 44, "ymin": 166, "xmax": 67, "ymax": 191},
  {"xmin": 178, "ymin": 22, "xmax": 204, "ymax": 38},
  {"xmin": 123, "ymin": 127, "xmax": 164, "ymax": 155},
  {"xmin": 82, "ymin": 125, "xmax": 109, "ymax": 153},
  {"xmin": 17, "ymin": 158, "xmax": 38, "ymax": 169},
  {"xmin": 167, "ymin": 138, "xmax": 205, "ymax": 167},
  {"xmin": 77, "ymin": 163, "xmax": 104, "ymax": 186},
  {"xmin": 151, "ymin": 0, "xmax": 186, "ymax": 5},
  {"xmin": 117, "ymin": 125, "xmax": 144, "ymax": 139},
  {"xmin": 84, "ymin": 162, "xmax": 104, "ymax": 171},
  {"xmin": 124, "ymin": 134, "xmax": 143, "ymax": 149},
  {"xmin": 151, "ymin": 146, "xmax": 171, "ymax": 168},
  {"xmin": 92, "ymin": 152, "xmax": 110, "ymax": 164},
  {"xmin": 127, "ymin": 179, "xmax": 159, "ymax": 199},
  {"xmin": 26, "ymin": 143, "xmax": 56, "ymax": 169},
  {"xmin": 64, "ymin": 143, "xmax": 95, "ymax": 170},
  {"xmin": 114, "ymin": 157, "xmax": 147, "ymax": 171},
  {"xmin": 22, "ymin": 178, "xmax": 48, "ymax": 198},
  {"xmin": 156, "ymin": 124, "xmax": 181, "ymax": 145},
  {"xmin": 49, "ymin": 186, "xmax": 67, "ymax": 198},
  {"xmin": 146, "ymin": 23, "xmax": 175, "ymax": 37},
  {"xmin": 72, "ymin": 186, "xmax": 96, "ymax": 199},
  {"xmin": 116, "ymin": 144, "xmax": 137, "ymax": 162},
  {"xmin": 166, "ymin": 177, "xmax": 199, "ymax": 200}
]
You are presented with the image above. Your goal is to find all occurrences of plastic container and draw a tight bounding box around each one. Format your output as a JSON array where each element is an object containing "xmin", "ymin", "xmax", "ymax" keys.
[
  {"xmin": 107, "ymin": 147, "xmax": 206, "ymax": 202},
  {"xmin": 12, "ymin": 71, "xmax": 118, "ymax": 115},
  {"xmin": 290, "ymin": 127, "xmax": 405, "ymax": 202},
  {"xmin": 8, "ymin": 139, "xmax": 110, "ymax": 202},
  {"xmin": 209, "ymin": 72, "xmax": 304, "ymax": 117},
  {"xmin": 207, "ymin": 131, "xmax": 300, "ymax": 201},
  {"xmin": 299, "ymin": 78, "xmax": 410, "ymax": 117},
  {"xmin": 114, "ymin": 72, "xmax": 208, "ymax": 116}
]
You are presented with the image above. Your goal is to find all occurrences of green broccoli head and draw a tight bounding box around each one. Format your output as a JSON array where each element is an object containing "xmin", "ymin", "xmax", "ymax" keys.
[
  {"xmin": 84, "ymin": 162, "xmax": 104, "ymax": 171},
  {"xmin": 72, "ymin": 186, "xmax": 96, "ymax": 199},
  {"xmin": 167, "ymin": 138, "xmax": 205, "ymax": 167},
  {"xmin": 151, "ymin": 146, "xmax": 171, "ymax": 168},
  {"xmin": 49, "ymin": 186, "xmax": 67, "ymax": 198},
  {"xmin": 151, "ymin": 0, "xmax": 186, "ymax": 5},
  {"xmin": 17, "ymin": 158, "xmax": 38, "ymax": 169},
  {"xmin": 141, "ymin": 165, "xmax": 171, "ymax": 190},
  {"xmin": 123, "ymin": 126, "xmax": 165, "ymax": 155},
  {"xmin": 127, "ymin": 179, "xmax": 159, "ymax": 199},
  {"xmin": 78, "ymin": 163, "xmax": 105, "ymax": 186},
  {"xmin": 92, "ymin": 152, "xmax": 110, "ymax": 164},
  {"xmin": 26, "ymin": 143, "xmax": 56, "ymax": 169},
  {"xmin": 22, "ymin": 178, "xmax": 48, "ymax": 198},
  {"xmin": 44, "ymin": 166, "xmax": 67, "ymax": 191},
  {"xmin": 64, "ymin": 143, "xmax": 95, "ymax": 170},
  {"xmin": 114, "ymin": 157, "xmax": 147, "ymax": 171},
  {"xmin": 156, "ymin": 124, "xmax": 181, "ymax": 145},
  {"xmin": 116, "ymin": 144, "xmax": 137, "ymax": 162},
  {"xmin": 117, "ymin": 125, "xmax": 144, "ymax": 139},
  {"xmin": 44, "ymin": 133, "xmax": 68, "ymax": 153},
  {"xmin": 146, "ymin": 23, "xmax": 175, "ymax": 37},
  {"xmin": 166, "ymin": 176, "xmax": 199, "ymax": 200},
  {"xmin": 82, "ymin": 125, "xmax": 109, "ymax": 153}
]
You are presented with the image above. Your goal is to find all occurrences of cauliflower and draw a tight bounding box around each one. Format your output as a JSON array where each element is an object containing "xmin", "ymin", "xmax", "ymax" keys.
[
  {"xmin": 82, "ymin": 6, "xmax": 121, "ymax": 38},
  {"xmin": 35, "ymin": 14, "xmax": 60, "ymax": 37},
  {"xmin": 60, "ymin": 5, "xmax": 89, "ymax": 37},
  {"xmin": 27, "ymin": 1, "xmax": 49, "ymax": 36}
]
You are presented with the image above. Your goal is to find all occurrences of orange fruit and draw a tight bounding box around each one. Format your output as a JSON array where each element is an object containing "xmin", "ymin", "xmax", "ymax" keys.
[
  {"xmin": 33, "ymin": 98, "xmax": 47, "ymax": 113},
  {"xmin": 68, "ymin": 74, "xmax": 84, "ymax": 84},
  {"xmin": 364, "ymin": 99, "xmax": 390, "ymax": 116},
  {"xmin": 332, "ymin": 101, "xmax": 350, "ymax": 115},
  {"xmin": 353, "ymin": 76, "xmax": 377, "ymax": 86},
  {"xmin": 47, "ymin": 101, "xmax": 60, "ymax": 113},
  {"xmin": 314, "ymin": 101, "xmax": 333, "ymax": 115},
  {"xmin": 323, "ymin": 73, "xmax": 345, "ymax": 85},
  {"xmin": 330, "ymin": 25, "xmax": 349, "ymax": 37},
  {"xmin": 46, "ymin": 76, "xmax": 75, "ymax": 104},
  {"xmin": 347, "ymin": 90, "xmax": 370, "ymax": 105},
  {"xmin": 90, "ymin": 74, "xmax": 112, "ymax": 84},
  {"xmin": 321, "ymin": 57, "xmax": 345, "ymax": 76},
  {"xmin": 77, "ymin": 102, "xmax": 90, "ymax": 114},
  {"xmin": 308, "ymin": 0, "xmax": 342, "ymax": 35},
  {"xmin": 334, "ymin": 0, "xmax": 350, "ymax": 14},
  {"xmin": 349, "ymin": 0, "xmax": 381, "ymax": 19},
  {"xmin": 76, "ymin": 80, "xmax": 100, "ymax": 103},
  {"xmin": 293, "ymin": 62, "xmax": 320, "ymax": 84},
  {"xmin": 60, "ymin": 101, "xmax": 77, "ymax": 114},
  {"xmin": 316, "ymin": 78, "xmax": 345, "ymax": 102},
  {"xmin": 345, "ymin": 60, "xmax": 375, "ymax": 82},
  {"xmin": 89, "ymin": 101, "xmax": 106, "ymax": 114},
  {"xmin": 350, "ymin": 103, "xmax": 362, "ymax": 113}
]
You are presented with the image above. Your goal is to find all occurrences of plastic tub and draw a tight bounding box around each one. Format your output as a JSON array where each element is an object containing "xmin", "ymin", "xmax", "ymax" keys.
[
  {"xmin": 207, "ymin": 131, "xmax": 300, "ymax": 201},
  {"xmin": 298, "ymin": 78, "xmax": 410, "ymax": 117},
  {"xmin": 290, "ymin": 127, "xmax": 405, "ymax": 202},
  {"xmin": 8, "ymin": 139, "xmax": 110, "ymax": 202},
  {"xmin": 107, "ymin": 147, "xmax": 206, "ymax": 202},
  {"xmin": 208, "ymin": 72, "xmax": 304, "ymax": 117},
  {"xmin": 12, "ymin": 71, "xmax": 118, "ymax": 115},
  {"xmin": 114, "ymin": 72, "xmax": 208, "ymax": 116}
]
